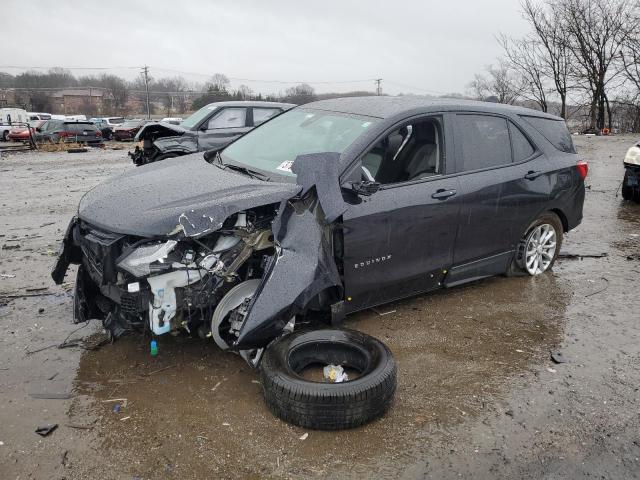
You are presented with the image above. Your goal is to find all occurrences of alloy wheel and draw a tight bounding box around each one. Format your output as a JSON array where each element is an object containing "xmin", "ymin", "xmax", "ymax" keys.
[{"xmin": 524, "ymin": 223, "xmax": 557, "ymax": 275}]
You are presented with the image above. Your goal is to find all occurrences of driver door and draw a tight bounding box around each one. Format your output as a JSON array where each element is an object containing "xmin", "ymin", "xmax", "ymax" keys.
[
  {"xmin": 199, "ymin": 107, "xmax": 251, "ymax": 150},
  {"xmin": 342, "ymin": 115, "xmax": 461, "ymax": 312}
]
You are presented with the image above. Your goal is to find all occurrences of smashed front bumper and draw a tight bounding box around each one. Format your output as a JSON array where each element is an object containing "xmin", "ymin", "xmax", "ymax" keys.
[{"xmin": 52, "ymin": 217, "xmax": 153, "ymax": 335}]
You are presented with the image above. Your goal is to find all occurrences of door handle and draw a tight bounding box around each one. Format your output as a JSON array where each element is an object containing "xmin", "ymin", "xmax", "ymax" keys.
[
  {"xmin": 431, "ymin": 188, "xmax": 457, "ymax": 200},
  {"xmin": 524, "ymin": 170, "xmax": 543, "ymax": 180}
]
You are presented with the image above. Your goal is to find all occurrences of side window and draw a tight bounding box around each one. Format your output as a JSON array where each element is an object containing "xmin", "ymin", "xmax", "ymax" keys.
[
  {"xmin": 456, "ymin": 114, "xmax": 511, "ymax": 171},
  {"xmin": 509, "ymin": 122, "xmax": 535, "ymax": 162},
  {"xmin": 361, "ymin": 117, "xmax": 444, "ymax": 185},
  {"xmin": 253, "ymin": 108, "xmax": 281, "ymax": 126},
  {"xmin": 207, "ymin": 108, "xmax": 247, "ymax": 129},
  {"xmin": 520, "ymin": 115, "xmax": 575, "ymax": 153}
]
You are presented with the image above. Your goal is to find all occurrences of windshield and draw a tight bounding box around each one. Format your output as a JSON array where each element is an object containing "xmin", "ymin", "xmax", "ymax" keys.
[
  {"xmin": 221, "ymin": 109, "xmax": 378, "ymax": 178},
  {"xmin": 122, "ymin": 120, "xmax": 141, "ymax": 128},
  {"xmin": 181, "ymin": 104, "xmax": 218, "ymax": 129}
]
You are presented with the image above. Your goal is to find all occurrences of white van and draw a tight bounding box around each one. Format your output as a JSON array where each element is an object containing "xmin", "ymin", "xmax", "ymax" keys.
[{"xmin": 0, "ymin": 108, "xmax": 29, "ymax": 141}]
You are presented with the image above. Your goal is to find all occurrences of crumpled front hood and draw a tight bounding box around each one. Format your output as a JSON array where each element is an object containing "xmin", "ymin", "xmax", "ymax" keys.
[
  {"xmin": 78, "ymin": 154, "xmax": 300, "ymax": 238},
  {"xmin": 134, "ymin": 121, "xmax": 191, "ymax": 141}
]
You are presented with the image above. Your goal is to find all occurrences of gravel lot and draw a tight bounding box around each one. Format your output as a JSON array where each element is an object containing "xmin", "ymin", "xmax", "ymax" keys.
[{"xmin": 1, "ymin": 136, "xmax": 639, "ymax": 479}]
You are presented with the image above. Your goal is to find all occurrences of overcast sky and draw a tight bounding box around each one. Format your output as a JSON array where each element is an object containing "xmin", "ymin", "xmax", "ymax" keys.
[{"xmin": 4, "ymin": 0, "xmax": 530, "ymax": 96}]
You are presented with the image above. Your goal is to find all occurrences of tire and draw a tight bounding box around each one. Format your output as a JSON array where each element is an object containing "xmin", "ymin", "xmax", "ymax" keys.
[
  {"xmin": 259, "ymin": 328, "xmax": 396, "ymax": 430},
  {"xmin": 510, "ymin": 212, "xmax": 563, "ymax": 276},
  {"xmin": 2, "ymin": 130, "xmax": 8, "ymax": 141}
]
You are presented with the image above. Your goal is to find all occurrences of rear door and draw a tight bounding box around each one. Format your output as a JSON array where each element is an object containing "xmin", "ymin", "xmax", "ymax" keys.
[
  {"xmin": 447, "ymin": 113, "xmax": 554, "ymax": 284},
  {"xmin": 199, "ymin": 107, "xmax": 251, "ymax": 150}
]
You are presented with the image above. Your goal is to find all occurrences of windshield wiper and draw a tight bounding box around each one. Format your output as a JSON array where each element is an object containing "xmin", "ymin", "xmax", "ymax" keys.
[{"xmin": 214, "ymin": 155, "xmax": 270, "ymax": 181}]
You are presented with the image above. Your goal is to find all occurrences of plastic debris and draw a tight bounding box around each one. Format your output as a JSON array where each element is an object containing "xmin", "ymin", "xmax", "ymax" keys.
[
  {"xmin": 35, "ymin": 424, "xmax": 58, "ymax": 437},
  {"xmin": 323, "ymin": 364, "xmax": 348, "ymax": 383},
  {"xmin": 299, "ymin": 433, "xmax": 309, "ymax": 440},
  {"xmin": 150, "ymin": 340, "xmax": 158, "ymax": 357},
  {"xmin": 113, "ymin": 404, "xmax": 121, "ymax": 414}
]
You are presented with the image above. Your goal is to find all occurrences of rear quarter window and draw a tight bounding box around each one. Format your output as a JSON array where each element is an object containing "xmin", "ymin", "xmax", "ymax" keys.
[{"xmin": 520, "ymin": 116, "xmax": 575, "ymax": 153}]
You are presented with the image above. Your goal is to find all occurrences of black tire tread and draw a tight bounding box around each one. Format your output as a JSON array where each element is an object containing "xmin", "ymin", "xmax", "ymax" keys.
[{"xmin": 259, "ymin": 329, "xmax": 396, "ymax": 430}]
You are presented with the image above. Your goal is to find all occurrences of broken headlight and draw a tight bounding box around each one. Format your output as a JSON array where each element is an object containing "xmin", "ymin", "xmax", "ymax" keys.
[{"xmin": 117, "ymin": 240, "xmax": 178, "ymax": 277}]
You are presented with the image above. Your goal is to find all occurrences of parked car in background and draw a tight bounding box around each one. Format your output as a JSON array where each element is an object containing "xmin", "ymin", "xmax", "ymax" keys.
[
  {"xmin": 28, "ymin": 112, "xmax": 52, "ymax": 121},
  {"xmin": 622, "ymin": 140, "xmax": 640, "ymax": 201},
  {"xmin": 38, "ymin": 120, "xmax": 103, "ymax": 145},
  {"xmin": 90, "ymin": 117, "xmax": 125, "ymax": 129},
  {"xmin": 91, "ymin": 119, "xmax": 115, "ymax": 140},
  {"xmin": 129, "ymin": 101, "xmax": 294, "ymax": 165},
  {"xmin": 0, "ymin": 107, "xmax": 29, "ymax": 141},
  {"xmin": 113, "ymin": 119, "xmax": 151, "ymax": 141},
  {"xmin": 65, "ymin": 115, "xmax": 87, "ymax": 121},
  {"xmin": 7, "ymin": 119, "xmax": 46, "ymax": 142}
]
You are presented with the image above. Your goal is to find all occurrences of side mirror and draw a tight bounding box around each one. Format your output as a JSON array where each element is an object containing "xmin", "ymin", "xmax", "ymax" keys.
[
  {"xmin": 350, "ymin": 180, "xmax": 381, "ymax": 196},
  {"xmin": 36, "ymin": 128, "xmax": 41, "ymax": 132}
]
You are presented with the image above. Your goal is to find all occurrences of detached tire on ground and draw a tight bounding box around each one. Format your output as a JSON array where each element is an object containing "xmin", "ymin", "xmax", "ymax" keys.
[{"xmin": 259, "ymin": 328, "xmax": 396, "ymax": 430}]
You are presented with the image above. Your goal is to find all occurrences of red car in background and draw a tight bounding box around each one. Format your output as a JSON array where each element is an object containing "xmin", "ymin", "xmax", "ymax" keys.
[
  {"xmin": 7, "ymin": 120, "xmax": 46, "ymax": 142},
  {"xmin": 113, "ymin": 119, "xmax": 150, "ymax": 141}
]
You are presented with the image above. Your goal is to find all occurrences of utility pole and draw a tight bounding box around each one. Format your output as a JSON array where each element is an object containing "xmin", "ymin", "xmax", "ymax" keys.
[
  {"xmin": 375, "ymin": 78, "xmax": 382, "ymax": 96},
  {"xmin": 142, "ymin": 65, "xmax": 150, "ymax": 119}
]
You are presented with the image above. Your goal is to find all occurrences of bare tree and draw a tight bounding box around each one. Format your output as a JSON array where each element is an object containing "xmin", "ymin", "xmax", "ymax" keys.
[
  {"xmin": 284, "ymin": 83, "xmax": 316, "ymax": 104},
  {"xmin": 468, "ymin": 62, "xmax": 523, "ymax": 104},
  {"xmin": 559, "ymin": 0, "xmax": 634, "ymax": 130},
  {"xmin": 520, "ymin": 0, "xmax": 573, "ymax": 118},
  {"xmin": 499, "ymin": 34, "xmax": 548, "ymax": 111},
  {"xmin": 206, "ymin": 73, "xmax": 230, "ymax": 92},
  {"xmin": 237, "ymin": 84, "xmax": 252, "ymax": 100}
]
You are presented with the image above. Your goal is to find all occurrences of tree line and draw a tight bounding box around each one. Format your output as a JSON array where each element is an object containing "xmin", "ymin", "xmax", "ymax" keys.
[
  {"xmin": 0, "ymin": 68, "xmax": 331, "ymax": 116},
  {"xmin": 471, "ymin": 0, "xmax": 640, "ymax": 132}
]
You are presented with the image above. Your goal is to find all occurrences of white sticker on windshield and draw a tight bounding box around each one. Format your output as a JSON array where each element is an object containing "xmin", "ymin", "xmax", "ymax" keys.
[{"xmin": 277, "ymin": 160, "xmax": 294, "ymax": 172}]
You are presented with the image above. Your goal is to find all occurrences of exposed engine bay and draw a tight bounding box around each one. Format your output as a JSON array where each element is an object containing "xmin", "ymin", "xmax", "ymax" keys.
[{"xmin": 63, "ymin": 207, "xmax": 289, "ymax": 350}]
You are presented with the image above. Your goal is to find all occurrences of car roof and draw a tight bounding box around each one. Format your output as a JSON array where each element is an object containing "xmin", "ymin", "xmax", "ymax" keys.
[
  {"xmin": 203, "ymin": 101, "xmax": 296, "ymax": 109},
  {"xmin": 303, "ymin": 96, "xmax": 562, "ymax": 121}
]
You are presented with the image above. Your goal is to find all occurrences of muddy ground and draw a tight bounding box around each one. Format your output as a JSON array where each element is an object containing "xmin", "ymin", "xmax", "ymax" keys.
[{"xmin": 0, "ymin": 136, "xmax": 639, "ymax": 479}]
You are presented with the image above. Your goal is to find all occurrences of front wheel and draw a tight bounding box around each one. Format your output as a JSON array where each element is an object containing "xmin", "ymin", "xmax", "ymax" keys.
[{"xmin": 511, "ymin": 213, "xmax": 563, "ymax": 276}]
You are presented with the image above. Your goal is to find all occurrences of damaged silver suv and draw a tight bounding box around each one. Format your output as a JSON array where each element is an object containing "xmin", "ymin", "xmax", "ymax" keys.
[{"xmin": 53, "ymin": 96, "xmax": 586, "ymax": 429}]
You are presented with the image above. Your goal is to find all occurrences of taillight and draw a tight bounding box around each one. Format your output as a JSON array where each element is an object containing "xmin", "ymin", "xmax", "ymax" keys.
[
  {"xmin": 96, "ymin": 131, "xmax": 102, "ymax": 137},
  {"xmin": 59, "ymin": 131, "xmax": 71, "ymax": 137},
  {"xmin": 576, "ymin": 160, "xmax": 588, "ymax": 180}
]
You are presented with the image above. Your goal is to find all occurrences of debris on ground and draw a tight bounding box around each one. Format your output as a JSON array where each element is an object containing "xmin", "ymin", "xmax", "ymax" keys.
[
  {"xmin": 35, "ymin": 424, "xmax": 58, "ymax": 437},
  {"xmin": 585, "ymin": 277, "xmax": 610, "ymax": 297},
  {"xmin": 299, "ymin": 433, "xmax": 309, "ymax": 440},
  {"xmin": 551, "ymin": 351, "xmax": 567, "ymax": 364},
  {"xmin": 0, "ymin": 274, "xmax": 16, "ymax": 279},
  {"xmin": 558, "ymin": 251, "xmax": 608, "ymax": 260},
  {"xmin": 28, "ymin": 392, "xmax": 73, "ymax": 400},
  {"xmin": 323, "ymin": 364, "xmax": 348, "ymax": 383}
]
